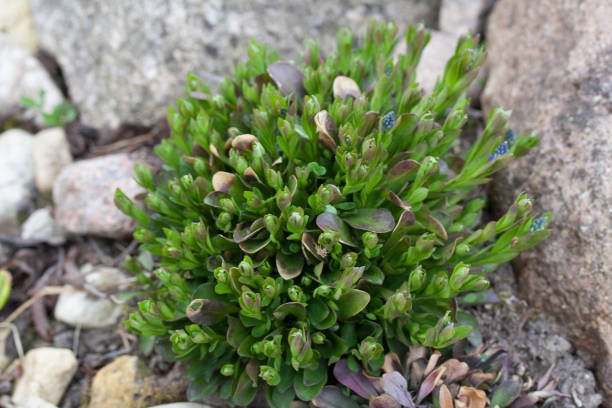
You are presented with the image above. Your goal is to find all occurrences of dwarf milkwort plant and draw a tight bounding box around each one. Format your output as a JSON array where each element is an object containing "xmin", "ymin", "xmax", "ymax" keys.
[{"xmin": 115, "ymin": 22, "xmax": 550, "ymax": 407}]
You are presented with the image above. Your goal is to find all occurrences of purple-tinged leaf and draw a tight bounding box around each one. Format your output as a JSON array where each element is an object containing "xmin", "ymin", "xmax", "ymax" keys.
[
  {"xmin": 189, "ymin": 91, "xmax": 208, "ymax": 101},
  {"xmin": 267, "ymin": 61, "xmax": 305, "ymax": 97},
  {"xmin": 344, "ymin": 208, "xmax": 395, "ymax": 233},
  {"xmin": 233, "ymin": 218, "xmax": 265, "ymax": 243},
  {"xmin": 231, "ymin": 133, "xmax": 258, "ymax": 151},
  {"xmin": 239, "ymin": 237, "xmax": 271, "ymax": 254},
  {"xmin": 369, "ymin": 394, "xmax": 402, "ymax": 408},
  {"xmin": 312, "ymin": 386, "xmax": 360, "ymax": 408},
  {"xmin": 416, "ymin": 366, "xmax": 445, "ymax": 403},
  {"xmin": 187, "ymin": 299, "xmax": 236, "ymax": 325},
  {"xmin": 333, "ymin": 359, "xmax": 378, "ymax": 400},
  {"xmin": 439, "ymin": 359, "xmax": 470, "ymax": 383},
  {"xmin": 333, "ymin": 76, "xmax": 361, "ymax": 100},
  {"xmin": 316, "ymin": 212, "xmax": 357, "ymax": 246},
  {"xmin": 439, "ymin": 384, "xmax": 454, "ymax": 408},
  {"xmin": 315, "ymin": 110, "xmax": 338, "ymax": 151},
  {"xmin": 204, "ymin": 191, "xmax": 226, "ymax": 208},
  {"xmin": 382, "ymin": 372, "xmax": 414, "ymax": 408},
  {"xmin": 212, "ymin": 171, "xmax": 235, "ymax": 193},
  {"xmin": 276, "ymin": 251, "xmax": 304, "ymax": 279},
  {"xmin": 382, "ymin": 352, "xmax": 402, "ymax": 374},
  {"xmin": 384, "ymin": 189, "xmax": 412, "ymax": 211},
  {"xmin": 388, "ymin": 159, "xmax": 420, "ymax": 179},
  {"xmin": 302, "ymin": 232, "xmax": 324, "ymax": 261}
]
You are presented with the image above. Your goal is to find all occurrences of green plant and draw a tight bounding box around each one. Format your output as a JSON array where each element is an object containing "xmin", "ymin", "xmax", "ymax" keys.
[
  {"xmin": 116, "ymin": 21, "xmax": 550, "ymax": 407},
  {"xmin": 0, "ymin": 269, "xmax": 11, "ymax": 311},
  {"xmin": 20, "ymin": 89, "xmax": 77, "ymax": 127}
]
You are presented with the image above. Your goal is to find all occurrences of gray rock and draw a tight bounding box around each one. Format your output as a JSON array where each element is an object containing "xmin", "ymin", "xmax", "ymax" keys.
[
  {"xmin": 12, "ymin": 347, "xmax": 77, "ymax": 406},
  {"xmin": 439, "ymin": 0, "xmax": 490, "ymax": 36},
  {"xmin": 32, "ymin": 127, "xmax": 73, "ymax": 195},
  {"xmin": 20, "ymin": 207, "xmax": 65, "ymax": 243},
  {"xmin": 0, "ymin": 128, "xmax": 33, "ymax": 222},
  {"xmin": 0, "ymin": 35, "xmax": 63, "ymax": 126},
  {"xmin": 30, "ymin": 0, "xmax": 439, "ymax": 129},
  {"xmin": 53, "ymin": 151, "xmax": 155, "ymax": 238},
  {"xmin": 15, "ymin": 396, "xmax": 58, "ymax": 408},
  {"xmin": 482, "ymin": 0, "xmax": 612, "ymax": 403},
  {"xmin": 0, "ymin": 0, "xmax": 38, "ymax": 51},
  {"xmin": 415, "ymin": 31, "xmax": 461, "ymax": 94},
  {"xmin": 54, "ymin": 264, "xmax": 129, "ymax": 328}
]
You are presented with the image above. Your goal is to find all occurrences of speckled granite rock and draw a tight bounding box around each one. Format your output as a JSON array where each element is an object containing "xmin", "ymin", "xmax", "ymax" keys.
[
  {"xmin": 30, "ymin": 0, "xmax": 439, "ymax": 129},
  {"xmin": 53, "ymin": 151, "xmax": 156, "ymax": 237},
  {"xmin": 482, "ymin": 0, "xmax": 612, "ymax": 402}
]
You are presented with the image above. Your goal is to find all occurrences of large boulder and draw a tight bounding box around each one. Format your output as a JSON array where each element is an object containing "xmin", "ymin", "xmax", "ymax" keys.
[
  {"xmin": 30, "ymin": 0, "xmax": 439, "ymax": 129},
  {"xmin": 481, "ymin": 0, "xmax": 612, "ymax": 401}
]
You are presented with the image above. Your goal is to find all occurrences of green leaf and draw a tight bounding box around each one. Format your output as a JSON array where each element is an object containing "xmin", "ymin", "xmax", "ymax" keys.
[
  {"xmin": 343, "ymin": 208, "xmax": 395, "ymax": 233},
  {"xmin": 266, "ymin": 384, "xmax": 295, "ymax": 408},
  {"xmin": 308, "ymin": 161, "xmax": 327, "ymax": 177},
  {"xmin": 490, "ymin": 380, "xmax": 522, "ymax": 408},
  {"xmin": 336, "ymin": 289, "xmax": 370, "ymax": 320},
  {"xmin": 294, "ymin": 366, "xmax": 326, "ymax": 401},
  {"xmin": 273, "ymin": 302, "xmax": 307, "ymax": 321},
  {"xmin": 316, "ymin": 212, "xmax": 357, "ymax": 246},
  {"xmin": 232, "ymin": 368, "xmax": 258, "ymax": 405}
]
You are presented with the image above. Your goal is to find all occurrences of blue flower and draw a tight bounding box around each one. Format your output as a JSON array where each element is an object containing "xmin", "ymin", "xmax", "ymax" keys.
[
  {"xmin": 384, "ymin": 64, "xmax": 392, "ymax": 76},
  {"xmin": 382, "ymin": 111, "xmax": 395, "ymax": 130},
  {"xmin": 504, "ymin": 128, "xmax": 515, "ymax": 146},
  {"xmin": 530, "ymin": 216, "xmax": 548, "ymax": 232},
  {"xmin": 488, "ymin": 140, "xmax": 509, "ymax": 161}
]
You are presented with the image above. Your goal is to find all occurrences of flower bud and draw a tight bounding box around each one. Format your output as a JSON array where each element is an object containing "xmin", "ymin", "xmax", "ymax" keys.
[
  {"xmin": 342, "ymin": 152, "xmax": 355, "ymax": 169},
  {"xmin": 264, "ymin": 214, "xmax": 280, "ymax": 235},
  {"xmin": 239, "ymin": 288, "xmax": 261, "ymax": 316},
  {"xmin": 340, "ymin": 252, "xmax": 358, "ymax": 269},
  {"xmin": 170, "ymin": 330, "xmax": 191, "ymax": 352},
  {"xmin": 213, "ymin": 268, "xmax": 227, "ymax": 285},
  {"xmin": 384, "ymin": 289, "xmax": 412, "ymax": 320},
  {"xmin": 276, "ymin": 189, "xmax": 292, "ymax": 211},
  {"xmin": 362, "ymin": 232, "xmax": 378, "ymax": 249},
  {"xmin": 409, "ymin": 266, "xmax": 426, "ymax": 292},
  {"xmin": 455, "ymin": 242, "xmax": 471, "ymax": 257},
  {"xmin": 361, "ymin": 137, "xmax": 377, "ymax": 162},
  {"xmin": 312, "ymin": 332, "xmax": 326, "ymax": 344},
  {"xmin": 357, "ymin": 337, "xmax": 383, "ymax": 364},
  {"xmin": 450, "ymin": 263, "xmax": 470, "ymax": 290},
  {"xmin": 518, "ymin": 197, "xmax": 533, "ymax": 214},
  {"xmin": 220, "ymin": 198, "xmax": 236, "ymax": 213},
  {"xmin": 462, "ymin": 277, "xmax": 489, "ymax": 291},
  {"xmin": 314, "ymin": 285, "xmax": 331, "ymax": 297},
  {"xmin": 220, "ymin": 364, "xmax": 235, "ymax": 376},
  {"xmin": 288, "ymin": 209, "xmax": 306, "ymax": 232},
  {"xmin": 317, "ymin": 185, "xmax": 334, "ymax": 204},
  {"xmin": 259, "ymin": 365, "xmax": 281, "ymax": 386},
  {"xmin": 239, "ymin": 257, "xmax": 254, "ymax": 276},
  {"xmin": 319, "ymin": 230, "xmax": 339, "ymax": 250},
  {"xmin": 262, "ymin": 277, "xmax": 278, "ymax": 298},
  {"xmin": 295, "ymin": 166, "xmax": 310, "ymax": 187},
  {"xmin": 265, "ymin": 168, "xmax": 283, "ymax": 190},
  {"xmin": 288, "ymin": 285, "xmax": 304, "ymax": 302},
  {"xmin": 185, "ymin": 324, "xmax": 215, "ymax": 344}
]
